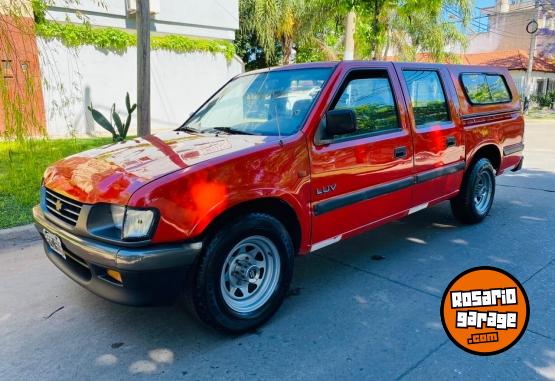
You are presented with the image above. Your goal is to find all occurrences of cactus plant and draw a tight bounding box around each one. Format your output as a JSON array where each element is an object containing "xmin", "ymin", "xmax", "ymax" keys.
[{"xmin": 88, "ymin": 92, "xmax": 137, "ymax": 142}]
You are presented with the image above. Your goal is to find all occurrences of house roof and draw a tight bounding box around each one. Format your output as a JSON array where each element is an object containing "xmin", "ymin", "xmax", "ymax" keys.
[
  {"xmin": 459, "ymin": 50, "xmax": 555, "ymax": 72},
  {"xmin": 393, "ymin": 49, "xmax": 555, "ymax": 73}
]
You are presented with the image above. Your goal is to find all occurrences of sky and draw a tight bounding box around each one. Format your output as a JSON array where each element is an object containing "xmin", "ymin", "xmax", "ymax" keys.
[
  {"xmin": 475, "ymin": 0, "xmax": 496, "ymax": 8},
  {"xmin": 443, "ymin": 0, "xmax": 496, "ymax": 33},
  {"xmin": 471, "ymin": 0, "xmax": 496, "ymax": 32}
]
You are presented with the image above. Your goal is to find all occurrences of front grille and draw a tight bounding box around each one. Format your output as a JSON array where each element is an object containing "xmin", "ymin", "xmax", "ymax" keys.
[{"xmin": 44, "ymin": 188, "xmax": 83, "ymax": 226}]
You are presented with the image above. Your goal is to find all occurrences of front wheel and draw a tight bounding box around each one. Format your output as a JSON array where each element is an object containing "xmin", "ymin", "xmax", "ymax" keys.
[
  {"xmin": 191, "ymin": 213, "xmax": 294, "ymax": 333},
  {"xmin": 450, "ymin": 158, "xmax": 496, "ymax": 224}
]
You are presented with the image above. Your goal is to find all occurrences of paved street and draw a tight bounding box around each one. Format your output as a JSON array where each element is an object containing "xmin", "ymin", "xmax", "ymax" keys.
[{"xmin": 1, "ymin": 121, "xmax": 554, "ymax": 381}]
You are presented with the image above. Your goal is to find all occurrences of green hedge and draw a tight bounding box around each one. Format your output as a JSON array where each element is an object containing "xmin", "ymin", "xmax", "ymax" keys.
[
  {"xmin": 531, "ymin": 92, "xmax": 555, "ymax": 108},
  {"xmin": 35, "ymin": 21, "xmax": 235, "ymax": 60}
]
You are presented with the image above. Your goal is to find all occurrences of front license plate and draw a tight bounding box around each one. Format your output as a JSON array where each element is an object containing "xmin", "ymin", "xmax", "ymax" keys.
[{"xmin": 43, "ymin": 229, "xmax": 66, "ymax": 259}]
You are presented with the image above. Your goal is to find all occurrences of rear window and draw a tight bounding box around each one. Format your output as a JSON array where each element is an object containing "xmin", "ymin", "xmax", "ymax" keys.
[{"xmin": 461, "ymin": 73, "xmax": 511, "ymax": 105}]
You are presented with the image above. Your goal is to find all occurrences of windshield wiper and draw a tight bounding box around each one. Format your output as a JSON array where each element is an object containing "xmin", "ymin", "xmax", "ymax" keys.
[
  {"xmin": 178, "ymin": 126, "xmax": 201, "ymax": 133},
  {"xmin": 209, "ymin": 127, "xmax": 254, "ymax": 135}
]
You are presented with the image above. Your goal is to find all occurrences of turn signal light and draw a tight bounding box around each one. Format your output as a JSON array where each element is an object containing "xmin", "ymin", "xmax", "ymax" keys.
[{"xmin": 107, "ymin": 269, "xmax": 123, "ymax": 284}]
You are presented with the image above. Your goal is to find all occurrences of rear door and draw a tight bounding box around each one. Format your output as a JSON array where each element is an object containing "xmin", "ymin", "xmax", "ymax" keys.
[
  {"xmin": 309, "ymin": 63, "xmax": 414, "ymax": 247},
  {"xmin": 394, "ymin": 64, "xmax": 465, "ymax": 207}
]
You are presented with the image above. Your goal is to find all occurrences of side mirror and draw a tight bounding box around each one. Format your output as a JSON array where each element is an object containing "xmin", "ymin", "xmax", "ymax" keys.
[{"xmin": 325, "ymin": 109, "xmax": 357, "ymax": 136}]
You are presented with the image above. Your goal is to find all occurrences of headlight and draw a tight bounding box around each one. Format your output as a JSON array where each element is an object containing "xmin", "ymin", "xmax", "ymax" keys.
[
  {"xmin": 110, "ymin": 205, "xmax": 125, "ymax": 230},
  {"xmin": 122, "ymin": 208, "xmax": 156, "ymax": 240},
  {"xmin": 87, "ymin": 205, "xmax": 158, "ymax": 241}
]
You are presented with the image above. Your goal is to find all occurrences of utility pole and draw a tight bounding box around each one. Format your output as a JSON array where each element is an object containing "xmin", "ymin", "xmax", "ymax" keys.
[
  {"xmin": 524, "ymin": 0, "xmax": 541, "ymax": 114},
  {"xmin": 136, "ymin": 0, "xmax": 151, "ymax": 136},
  {"xmin": 344, "ymin": 8, "xmax": 356, "ymax": 60}
]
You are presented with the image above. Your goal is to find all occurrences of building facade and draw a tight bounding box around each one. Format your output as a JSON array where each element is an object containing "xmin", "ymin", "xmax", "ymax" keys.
[
  {"xmin": 466, "ymin": 0, "xmax": 555, "ymax": 59},
  {"xmin": 0, "ymin": 0, "xmax": 46, "ymax": 136},
  {"xmin": 3, "ymin": 0, "xmax": 244, "ymax": 137},
  {"xmin": 448, "ymin": 0, "xmax": 555, "ymax": 99}
]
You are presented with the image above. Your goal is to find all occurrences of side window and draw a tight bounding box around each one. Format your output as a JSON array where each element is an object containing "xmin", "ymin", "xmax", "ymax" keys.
[
  {"xmin": 331, "ymin": 71, "xmax": 400, "ymax": 138},
  {"xmin": 403, "ymin": 70, "xmax": 450, "ymax": 127},
  {"xmin": 461, "ymin": 73, "xmax": 511, "ymax": 104}
]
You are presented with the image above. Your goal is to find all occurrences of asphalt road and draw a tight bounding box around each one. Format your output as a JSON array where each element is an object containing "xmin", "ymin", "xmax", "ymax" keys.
[{"xmin": 1, "ymin": 121, "xmax": 554, "ymax": 381}]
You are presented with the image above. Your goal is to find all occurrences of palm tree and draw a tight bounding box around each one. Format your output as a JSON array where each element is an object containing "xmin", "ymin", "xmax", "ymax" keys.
[
  {"xmin": 241, "ymin": 0, "xmax": 304, "ymax": 65},
  {"xmin": 241, "ymin": 0, "xmax": 345, "ymax": 65},
  {"xmin": 385, "ymin": 0, "xmax": 472, "ymax": 62},
  {"xmin": 237, "ymin": 0, "xmax": 473, "ymax": 66},
  {"xmin": 354, "ymin": 0, "xmax": 472, "ymax": 62}
]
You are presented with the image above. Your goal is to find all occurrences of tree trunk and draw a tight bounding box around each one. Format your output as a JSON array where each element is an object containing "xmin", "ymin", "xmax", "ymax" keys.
[
  {"xmin": 282, "ymin": 37, "xmax": 293, "ymax": 65},
  {"xmin": 344, "ymin": 9, "xmax": 356, "ymax": 60},
  {"xmin": 371, "ymin": 0, "xmax": 379, "ymax": 60},
  {"xmin": 382, "ymin": 29, "xmax": 390, "ymax": 60}
]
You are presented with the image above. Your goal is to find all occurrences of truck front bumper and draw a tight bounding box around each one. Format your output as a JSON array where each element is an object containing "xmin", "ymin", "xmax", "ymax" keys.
[{"xmin": 33, "ymin": 206, "xmax": 202, "ymax": 306}]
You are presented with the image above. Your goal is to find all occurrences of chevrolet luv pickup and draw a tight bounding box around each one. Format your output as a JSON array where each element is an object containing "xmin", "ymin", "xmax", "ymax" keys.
[{"xmin": 34, "ymin": 61, "xmax": 524, "ymax": 332}]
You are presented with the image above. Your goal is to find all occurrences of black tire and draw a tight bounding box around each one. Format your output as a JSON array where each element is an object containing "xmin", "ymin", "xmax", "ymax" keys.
[
  {"xmin": 450, "ymin": 158, "xmax": 496, "ymax": 224},
  {"xmin": 191, "ymin": 213, "xmax": 294, "ymax": 333}
]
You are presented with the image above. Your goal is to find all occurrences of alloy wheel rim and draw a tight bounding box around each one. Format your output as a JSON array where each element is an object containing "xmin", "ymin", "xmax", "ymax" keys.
[
  {"xmin": 220, "ymin": 235, "xmax": 281, "ymax": 314},
  {"xmin": 473, "ymin": 171, "xmax": 493, "ymax": 214}
]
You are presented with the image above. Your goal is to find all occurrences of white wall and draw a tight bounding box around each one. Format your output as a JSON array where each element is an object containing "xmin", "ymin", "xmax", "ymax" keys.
[
  {"xmin": 510, "ymin": 70, "xmax": 555, "ymax": 96},
  {"xmin": 48, "ymin": 0, "xmax": 239, "ymax": 40},
  {"xmin": 38, "ymin": 38, "xmax": 243, "ymax": 137}
]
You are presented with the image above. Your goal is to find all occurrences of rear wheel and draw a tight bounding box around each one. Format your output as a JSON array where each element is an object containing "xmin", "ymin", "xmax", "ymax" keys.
[
  {"xmin": 191, "ymin": 213, "xmax": 294, "ymax": 333},
  {"xmin": 451, "ymin": 158, "xmax": 496, "ymax": 224}
]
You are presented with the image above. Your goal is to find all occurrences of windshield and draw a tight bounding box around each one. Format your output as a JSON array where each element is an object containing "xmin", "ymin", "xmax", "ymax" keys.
[{"xmin": 182, "ymin": 68, "xmax": 332, "ymax": 136}]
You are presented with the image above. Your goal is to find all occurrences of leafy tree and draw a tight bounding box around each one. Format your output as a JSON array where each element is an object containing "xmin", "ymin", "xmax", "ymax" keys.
[
  {"xmin": 234, "ymin": 0, "xmax": 283, "ymax": 69},
  {"xmin": 236, "ymin": 0, "xmax": 473, "ymax": 67},
  {"xmin": 238, "ymin": 0, "xmax": 341, "ymax": 66},
  {"xmin": 238, "ymin": 0, "xmax": 306, "ymax": 65},
  {"xmin": 330, "ymin": 0, "xmax": 472, "ymax": 61},
  {"xmin": 375, "ymin": 0, "xmax": 472, "ymax": 62},
  {"xmin": 295, "ymin": 0, "xmax": 347, "ymax": 62}
]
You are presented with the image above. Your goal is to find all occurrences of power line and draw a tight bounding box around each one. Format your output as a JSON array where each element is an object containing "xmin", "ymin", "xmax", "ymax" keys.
[
  {"xmin": 445, "ymin": 2, "xmax": 553, "ymax": 39},
  {"xmin": 446, "ymin": 0, "xmax": 553, "ymax": 24}
]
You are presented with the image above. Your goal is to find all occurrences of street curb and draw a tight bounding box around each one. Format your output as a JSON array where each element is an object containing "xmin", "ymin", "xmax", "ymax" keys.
[{"xmin": 0, "ymin": 224, "xmax": 40, "ymax": 247}]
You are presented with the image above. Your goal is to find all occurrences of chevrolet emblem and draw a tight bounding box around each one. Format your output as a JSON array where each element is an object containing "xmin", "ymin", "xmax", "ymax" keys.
[{"xmin": 55, "ymin": 199, "xmax": 63, "ymax": 212}]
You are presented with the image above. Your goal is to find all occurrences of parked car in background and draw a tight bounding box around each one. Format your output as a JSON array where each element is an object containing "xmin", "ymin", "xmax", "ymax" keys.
[{"xmin": 34, "ymin": 61, "xmax": 524, "ymax": 333}]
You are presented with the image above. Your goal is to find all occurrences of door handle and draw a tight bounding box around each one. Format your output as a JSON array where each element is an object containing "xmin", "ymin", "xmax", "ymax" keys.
[
  {"xmin": 446, "ymin": 136, "xmax": 456, "ymax": 148},
  {"xmin": 394, "ymin": 146, "xmax": 407, "ymax": 159}
]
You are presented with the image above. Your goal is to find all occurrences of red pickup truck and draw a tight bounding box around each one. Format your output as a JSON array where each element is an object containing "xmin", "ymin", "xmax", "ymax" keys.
[{"xmin": 34, "ymin": 61, "xmax": 524, "ymax": 332}]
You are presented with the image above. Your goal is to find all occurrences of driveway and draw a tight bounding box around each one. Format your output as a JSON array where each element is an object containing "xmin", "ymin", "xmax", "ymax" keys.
[{"xmin": 1, "ymin": 121, "xmax": 554, "ymax": 380}]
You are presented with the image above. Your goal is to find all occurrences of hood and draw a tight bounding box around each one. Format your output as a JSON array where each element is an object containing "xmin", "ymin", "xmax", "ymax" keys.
[{"xmin": 43, "ymin": 131, "xmax": 275, "ymax": 204}]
